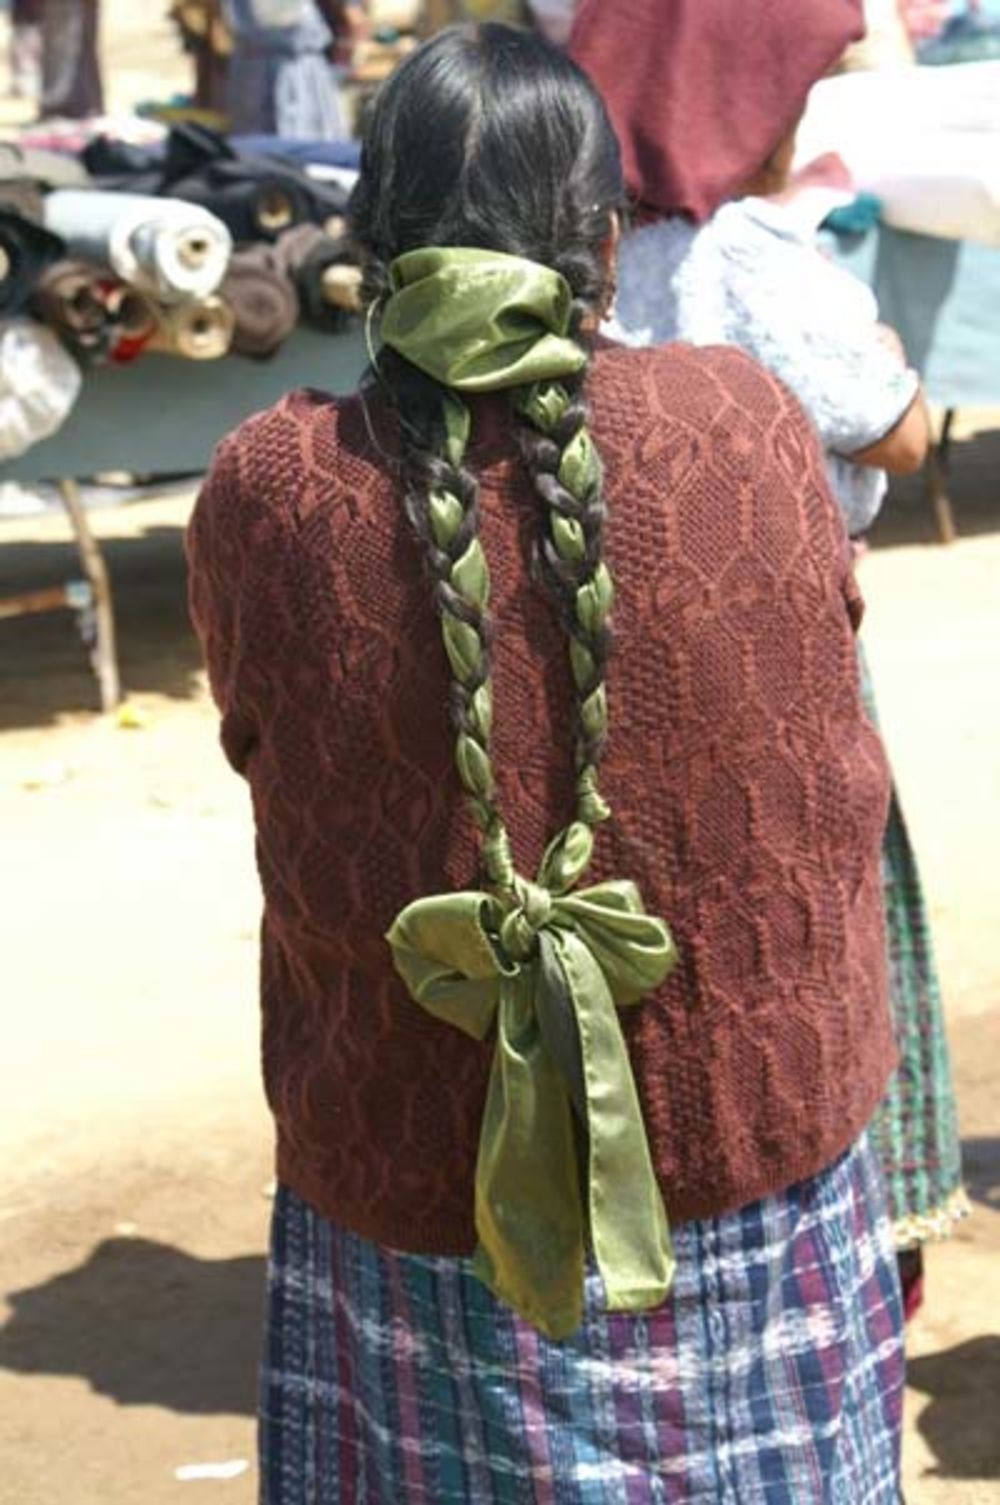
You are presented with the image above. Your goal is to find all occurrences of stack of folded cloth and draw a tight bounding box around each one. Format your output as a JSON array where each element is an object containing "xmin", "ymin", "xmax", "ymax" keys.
[
  {"xmin": 1, "ymin": 123, "xmax": 364, "ymax": 387},
  {"xmin": 0, "ymin": 124, "xmax": 366, "ymax": 456}
]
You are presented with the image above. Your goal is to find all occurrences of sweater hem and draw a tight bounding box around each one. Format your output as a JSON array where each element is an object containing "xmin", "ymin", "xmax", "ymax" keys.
[{"xmin": 274, "ymin": 1050, "xmax": 897, "ymax": 1258}]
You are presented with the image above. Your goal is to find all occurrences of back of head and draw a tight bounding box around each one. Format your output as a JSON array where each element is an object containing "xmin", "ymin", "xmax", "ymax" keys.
[{"xmin": 351, "ymin": 23, "xmax": 622, "ymax": 325}]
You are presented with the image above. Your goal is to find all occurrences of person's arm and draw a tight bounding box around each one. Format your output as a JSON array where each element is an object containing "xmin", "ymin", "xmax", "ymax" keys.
[
  {"xmin": 186, "ymin": 429, "xmax": 260, "ymax": 775},
  {"xmin": 850, "ymin": 386, "xmax": 930, "ymax": 475},
  {"xmin": 845, "ymin": 324, "xmax": 930, "ymax": 474}
]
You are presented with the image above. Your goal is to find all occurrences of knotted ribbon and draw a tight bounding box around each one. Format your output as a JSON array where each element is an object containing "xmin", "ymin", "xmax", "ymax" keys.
[
  {"xmin": 381, "ymin": 245, "xmax": 587, "ymax": 392},
  {"xmin": 388, "ymin": 824, "xmax": 677, "ymax": 1340}
]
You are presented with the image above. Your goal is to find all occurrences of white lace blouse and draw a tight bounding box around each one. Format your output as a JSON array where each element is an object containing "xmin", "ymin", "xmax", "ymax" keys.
[{"xmin": 606, "ymin": 198, "xmax": 920, "ymax": 535}]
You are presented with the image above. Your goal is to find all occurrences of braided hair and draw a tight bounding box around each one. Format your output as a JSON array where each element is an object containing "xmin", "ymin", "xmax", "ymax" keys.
[{"xmin": 350, "ymin": 24, "xmax": 624, "ymax": 914}]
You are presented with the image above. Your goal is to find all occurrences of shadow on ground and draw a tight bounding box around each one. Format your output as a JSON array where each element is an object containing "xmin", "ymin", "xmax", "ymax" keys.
[
  {"xmin": 960, "ymin": 1136, "xmax": 1000, "ymax": 1215},
  {"xmin": 0, "ymin": 1238, "xmax": 264, "ymax": 1415},
  {"xmin": 871, "ymin": 428, "xmax": 1000, "ymax": 549},
  {"xmin": 0, "ymin": 524, "xmax": 201, "ymax": 730},
  {"xmin": 909, "ymin": 1335, "xmax": 1000, "ymax": 1481}
]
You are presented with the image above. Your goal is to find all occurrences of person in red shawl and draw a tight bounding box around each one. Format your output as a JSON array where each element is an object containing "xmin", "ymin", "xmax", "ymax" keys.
[{"xmin": 571, "ymin": 0, "xmax": 966, "ymax": 1322}]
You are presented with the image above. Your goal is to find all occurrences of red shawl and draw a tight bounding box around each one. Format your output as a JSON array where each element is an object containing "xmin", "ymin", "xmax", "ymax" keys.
[{"xmin": 569, "ymin": 0, "xmax": 865, "ymax": 221}]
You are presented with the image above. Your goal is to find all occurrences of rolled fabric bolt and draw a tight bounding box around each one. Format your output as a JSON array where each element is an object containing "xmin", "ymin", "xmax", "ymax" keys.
[
  {"xmin": 32, "ymin": 260, "xmax": 156, "ymax": 365},
  {"xmin": 43, "ymin": 191, "xmax": 232, "ymax": 304},
  {"xmin": 275, "ymin": 222, "xmax": 359, "ymax": 332},
  {"xmin": 221, "ymin": 244, "xmax": 299, "ymax": 359},
  {"xmin": 149, "ymin": 296, "xmax": 235, "ymax": 360},
  {"xmin": 105, "ymin": 284, "xmax": 157, "ymax": 341},
  {"xmin": 253, "ymin": 186, "xmax": 298, "ymax": 237},
  {"xmin": 33, "ymin": 258, "xmax": 105, "ymax": 342},
  {"xmin": 0, "ymin": 208, "xmax": 64, "ymax": 315},
  {"xmin": 320, "ymin": 262, "xmax": 362, "ymax": 313}
]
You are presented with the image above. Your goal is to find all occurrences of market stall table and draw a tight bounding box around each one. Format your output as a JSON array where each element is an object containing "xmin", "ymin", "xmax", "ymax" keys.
[{"xmin": 0, "ymin": 327, "xmax": 367, "ymax": 710}]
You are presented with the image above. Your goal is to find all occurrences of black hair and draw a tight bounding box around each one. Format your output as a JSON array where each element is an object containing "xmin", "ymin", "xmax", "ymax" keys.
[
  {"xmin": 350, "ymin": 23, "xmax": 622, "ymax": 311},
  {"xmin": 349, "ymin": 24, "xmax": 624, "ymax": 896}
]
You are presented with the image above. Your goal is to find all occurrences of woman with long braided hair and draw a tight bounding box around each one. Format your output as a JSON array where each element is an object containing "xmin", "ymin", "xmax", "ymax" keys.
[{"xmin": 189, "ymin": 24, "xmax": 905, "ymax": 1503}]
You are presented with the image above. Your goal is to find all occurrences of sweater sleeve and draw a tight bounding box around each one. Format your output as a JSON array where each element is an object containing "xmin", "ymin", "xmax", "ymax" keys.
[{"xmin": 186, "ymin": 426, "xmax": 261, "ymax": 775}]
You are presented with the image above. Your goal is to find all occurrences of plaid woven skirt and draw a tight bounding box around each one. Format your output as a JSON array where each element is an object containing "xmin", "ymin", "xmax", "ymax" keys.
[
  {"xmin": 859, "ymin": 649, "xmax": 967, "ymax": 1246},
  {"xmin": 259, "ymin": 1134, "xmax": 904, "ymax": 1504}
]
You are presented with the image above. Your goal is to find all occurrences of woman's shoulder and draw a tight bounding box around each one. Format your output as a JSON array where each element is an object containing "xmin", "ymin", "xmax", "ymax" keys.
[
  {"xmin": 202, "ymin": 386, "xmax": 382, "ymax": 526},
  {"xmin": 590, "ymin": 339, "xmax": 845, "ymax": 562},
  {"xmin": 591, "ymin": 338, "xmax": 807, "ymax": 433},
  {"xmin": 214, "ymin": 385, "xmax": 359, "ymax": 468}
]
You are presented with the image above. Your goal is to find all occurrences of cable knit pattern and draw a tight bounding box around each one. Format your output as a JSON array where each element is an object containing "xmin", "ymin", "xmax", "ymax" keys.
[
  {"xmin": 188, "ymin": 341, "xmax": 895, "ymax": 1255},
  {"xmin": 608, "ymin": 201, "xmax": 921, "ymax": 536}
]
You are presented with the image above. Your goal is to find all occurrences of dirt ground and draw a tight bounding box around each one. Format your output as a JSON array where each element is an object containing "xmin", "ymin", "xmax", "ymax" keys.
[{"xmin": 1, "ymin": 7, "xmax": 999, "ymax": 1503}]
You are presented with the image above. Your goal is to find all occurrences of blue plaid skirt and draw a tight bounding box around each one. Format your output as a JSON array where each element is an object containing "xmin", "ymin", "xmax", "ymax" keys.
[{"xmin": 260, "ymin": 1133, "xmax": 903, "ymax": 1503}]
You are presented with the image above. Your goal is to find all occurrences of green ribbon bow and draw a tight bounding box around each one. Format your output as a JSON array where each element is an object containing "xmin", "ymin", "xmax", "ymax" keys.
[
  {"xmin": 381, "ymin": 246, "xmax": 588, "ymax": 393},
  {"xmin": 388, "ymin": 829, "xmax": 678, "ymax": 1340}
]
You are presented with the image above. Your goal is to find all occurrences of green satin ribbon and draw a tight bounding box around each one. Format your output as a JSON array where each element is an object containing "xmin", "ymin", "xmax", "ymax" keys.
[
  {"xmin": 379, "ymin": 244, "xmax": 679, "ymax": 1339},
  {"xmin": 381, "ymin": 246, "xmax": 588, "ymax": 393},
  {"xmin": 388, "ymin": 830, "xmax": 678, "ymax": 1340}
]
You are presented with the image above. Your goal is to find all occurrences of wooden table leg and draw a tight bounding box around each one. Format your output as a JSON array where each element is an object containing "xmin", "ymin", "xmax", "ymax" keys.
[
  {"xmin": 57, "ymin": 478, "xmax": 122, "ymax": 712},
  {"xmin": 926, "ymin": 408, "xmax": 958, "ymax": 546}
]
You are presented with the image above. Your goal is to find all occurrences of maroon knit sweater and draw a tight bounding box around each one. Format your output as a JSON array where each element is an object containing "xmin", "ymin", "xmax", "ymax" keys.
[{"xmin": 188, "ymin": 341, "xmax": 895, "ymax": 1254}]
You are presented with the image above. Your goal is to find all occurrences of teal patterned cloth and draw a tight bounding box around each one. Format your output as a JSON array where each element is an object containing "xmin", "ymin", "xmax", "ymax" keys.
[{"xmin": 860, "ymin": 647, "xmax": 967, "ymax": 1245}]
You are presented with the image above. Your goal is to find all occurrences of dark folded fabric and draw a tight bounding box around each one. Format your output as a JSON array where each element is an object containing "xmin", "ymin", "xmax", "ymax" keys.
[
  {"xmin": 80, "ymin": 135, "xmax": 165, "ymax": 192},
  {"xmin": 231, "ymin": 135, "xmax": 361, "ymax": 171},
  {"xmin": 0, "ymin": 209, "xmax": 65, "ymax": 315},
  {"xmin": 83, "ymin": 124, "xmax": 350, "ymax": 243},
  {"xmin": 221, "ymin": 243, "xmax": 299, "ymax": 359},
  {"xmin": 275, "ymin": 222, "xmax": 358, "ymax": 333}
]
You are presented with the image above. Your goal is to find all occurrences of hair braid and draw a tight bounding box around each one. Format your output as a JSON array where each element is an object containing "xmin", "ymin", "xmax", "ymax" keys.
[
  {"xmin": 514, "ymin": 344, "xmax": 613, "ymax": 834},
  {"xmin": 387, "ymin": 352, "xmax": 516, "ymax": 895}
]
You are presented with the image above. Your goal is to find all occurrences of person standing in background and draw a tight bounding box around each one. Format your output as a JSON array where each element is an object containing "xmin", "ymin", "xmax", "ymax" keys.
[
  {"xmin": 224, "ymin": 0, "xmax": 345, "ymax": 138},
  {"xmin": 171, "ymin": 0, "xmax": 232, "ymax": 115},
  {"xmin": 38, "ymin": 0, "xmax": 103, "ymax": 118},
  {"xmin": 9, "ymin": 0, "xmax": 42, "ymax": 100}
]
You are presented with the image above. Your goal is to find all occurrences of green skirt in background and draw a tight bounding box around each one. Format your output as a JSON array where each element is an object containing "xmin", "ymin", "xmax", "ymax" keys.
[{"xmin": 861, "ymin": 648, "xmax": 968, "ymax": 1247}]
